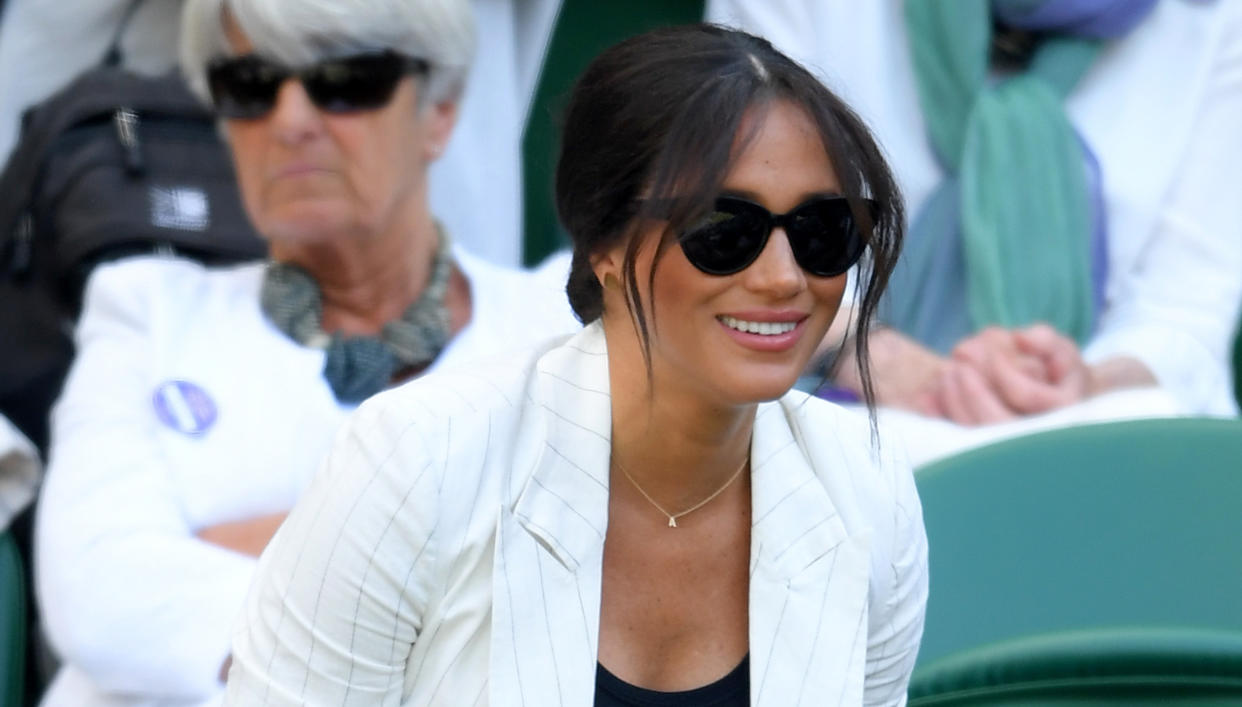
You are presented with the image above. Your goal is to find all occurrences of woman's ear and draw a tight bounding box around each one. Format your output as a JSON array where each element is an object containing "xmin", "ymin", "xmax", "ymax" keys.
[
  {"xmin": 423, "ymin": 98, "xmax": 459, "ymax": 162},
  {"xmin": 590, "ymin": 246, "xmax": 624, "ymax": 294}
]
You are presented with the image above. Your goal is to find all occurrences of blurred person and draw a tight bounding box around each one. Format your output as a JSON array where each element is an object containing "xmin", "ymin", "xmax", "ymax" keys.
[
  {"xmin": 33, "ymin": 0, "xmax": 579, "ymax": 704},
  {"xmin": 710, "ymin": 0, "xmax": 1242, "ymax": 465},
  {"xmin": 0, "ymin": 0, "xmax": 559, "ymax": 265},
  {"xmin": 224, "ymin": 24, "xmax": 926, "ymax": 705}
]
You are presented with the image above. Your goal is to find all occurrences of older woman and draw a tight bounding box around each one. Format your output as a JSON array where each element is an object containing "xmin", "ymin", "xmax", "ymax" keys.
[
  {"xmin": 33, "ymin": 0, "xmax": 577, "ymax": 704},
  {"xmin": 225, "ymin": 24, "xmax": 927, "ymax": 706}
]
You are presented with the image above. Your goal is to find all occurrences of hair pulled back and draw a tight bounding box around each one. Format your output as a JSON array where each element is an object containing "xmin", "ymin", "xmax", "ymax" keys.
[{"xmin": 555, "ymin": 23, "xmax": 903, "ymax": 413}]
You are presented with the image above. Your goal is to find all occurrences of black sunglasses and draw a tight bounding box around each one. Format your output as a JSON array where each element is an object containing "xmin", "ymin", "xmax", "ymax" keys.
[
  {"xmin": 206, "ymin": 50, "xmax": 430, "ymax": 120},
  {"xmin": 678, "ymin": 196, "xmax": 873, "ymax": 277}
]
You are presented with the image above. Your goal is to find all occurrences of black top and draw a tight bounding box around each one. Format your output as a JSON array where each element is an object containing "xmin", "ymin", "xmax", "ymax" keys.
[{"xmin": 595, "ymin": 655, "xmax": 749, "ymax": 706}]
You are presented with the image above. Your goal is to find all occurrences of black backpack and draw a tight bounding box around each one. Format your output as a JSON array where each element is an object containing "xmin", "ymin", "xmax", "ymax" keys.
[{"xmin": 0, "ymin": 8, "xmax": 266, "ymax": 452}]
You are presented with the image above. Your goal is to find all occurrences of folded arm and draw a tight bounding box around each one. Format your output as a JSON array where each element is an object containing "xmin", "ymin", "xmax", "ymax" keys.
[{"xmin": 37, "ymin": 263, "xmax": 256, "ymax": 698}]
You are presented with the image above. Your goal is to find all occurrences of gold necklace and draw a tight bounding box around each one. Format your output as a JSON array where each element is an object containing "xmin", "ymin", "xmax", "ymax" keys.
[{"xmin": 614, "ymin": 454, "xmax": 749, "ymax": 528}]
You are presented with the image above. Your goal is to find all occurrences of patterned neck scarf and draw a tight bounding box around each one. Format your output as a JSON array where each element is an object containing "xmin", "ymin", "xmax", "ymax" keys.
[
  {"xmin": 884, "ymin": 0, "xmax": 1158, "ymax": 352},
  {"xmin": 260, "ymin": 227, "xmax": 454, "ymax": 404}
]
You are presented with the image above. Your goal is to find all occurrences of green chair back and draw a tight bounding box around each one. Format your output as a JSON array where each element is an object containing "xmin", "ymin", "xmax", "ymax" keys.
[
  {"xmin": 910, "ymin": 418, "xmax": 1242, "ymax": 704},
  {"xmin": 0, "ymin": 532, "xmax": 25, "ymax": 707},
  {"xmin": 911, "ymin": 628, "xmax": 1242, "ymax": 705},
  {"xmin": 520, "ymin": 0, "xmax": 705, "ymax": 266},
  {"xmin": 1233, "ymin": 315, "xmax": 1241, "ymax": 409}
]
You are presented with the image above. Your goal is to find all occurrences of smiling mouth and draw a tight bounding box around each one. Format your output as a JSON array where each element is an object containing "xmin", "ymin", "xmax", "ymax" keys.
[{"xmin": 717, "ymin": 315, "xmax": 799, "ymax": 336}]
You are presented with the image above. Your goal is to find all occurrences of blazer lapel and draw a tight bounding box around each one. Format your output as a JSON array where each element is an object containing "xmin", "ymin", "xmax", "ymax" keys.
[
  {"xmin": 748, "ymin": 401, "xmax": 873, "ymax": 707},
  {"xmin": 489, "ymin": 326, "xmax": 873, "ymax": 706},
  {"xmin": 490, "ymin": 324, "xmax": 612, "ymax": 707}
]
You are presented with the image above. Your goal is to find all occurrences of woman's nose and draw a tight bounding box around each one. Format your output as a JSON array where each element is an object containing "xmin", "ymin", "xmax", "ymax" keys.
[
  {"xmin": 743, "ymin": 227, "xmax": 806, "ymax": 298},
  {"xmin": 267, "ymin": 79, "xmax": 325, "ymax": 144}
]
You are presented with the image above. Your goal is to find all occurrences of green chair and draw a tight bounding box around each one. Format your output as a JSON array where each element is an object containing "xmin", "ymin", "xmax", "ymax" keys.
[
  {"xmin": 1233, "ymin": 315, "xmax": 1241, "ymax": 409},
  {"xmin": 910, "ymin": 418, "xmax": 1242, "ymax": 705},
  {"xmin": 0, "ymin": 532, "xmax": 25, "ymax": 707}
]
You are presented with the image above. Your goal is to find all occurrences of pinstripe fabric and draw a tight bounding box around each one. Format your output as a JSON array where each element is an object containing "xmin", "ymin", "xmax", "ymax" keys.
[{"xmin": 225, "ymin": 322, "xmax": 927, "ymax": 706}]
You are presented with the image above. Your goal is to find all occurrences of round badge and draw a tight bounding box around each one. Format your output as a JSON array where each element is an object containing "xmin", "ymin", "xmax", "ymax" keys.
[{"xmin": 152, "ymin": 380, "xmax": 218, "ymax": 436}]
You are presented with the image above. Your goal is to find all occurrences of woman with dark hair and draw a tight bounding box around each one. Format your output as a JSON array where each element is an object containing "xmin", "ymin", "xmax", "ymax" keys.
[{"xmin": 225, "ymin": 24, "xmax": 927, "ymax": 705}]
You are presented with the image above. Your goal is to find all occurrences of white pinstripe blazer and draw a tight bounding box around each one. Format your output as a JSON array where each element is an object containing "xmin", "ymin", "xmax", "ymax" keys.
[{"xmin": 225, "ymin": 322, "xmax": 928, "ymax": 706}]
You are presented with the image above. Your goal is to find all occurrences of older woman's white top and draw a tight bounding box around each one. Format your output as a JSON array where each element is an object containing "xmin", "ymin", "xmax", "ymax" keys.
[
  {"xmin": 224, "ymin": 322, "xmax": 928, "ymax": 706},
  {"xmin": 36, "ymin": 247, "xmax": 579, "ymax": 707}
]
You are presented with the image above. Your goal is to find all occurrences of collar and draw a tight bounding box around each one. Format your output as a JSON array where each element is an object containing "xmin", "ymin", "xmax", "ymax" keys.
[
  {"xmin": 493, "ymin": 323, "xmax": 873, "ymax": 705},
  {"xmin": 510, "ymin": 321, "xmax": 850, "ymax": 580},
  {"xmin": 510, "ymin": 321, "xmax": 612, "ymax": 573}
]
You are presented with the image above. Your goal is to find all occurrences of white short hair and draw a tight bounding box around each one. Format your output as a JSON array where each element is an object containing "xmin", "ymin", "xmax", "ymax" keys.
[{"xmin": 180, "ymin": 0, "xmax": 476, "ymax": 108}]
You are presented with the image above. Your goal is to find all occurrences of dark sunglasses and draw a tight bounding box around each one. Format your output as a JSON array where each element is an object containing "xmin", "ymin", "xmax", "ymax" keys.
[
  {"xmin": 679, "ymin": 196, "xmax": 873, "ymax": 277},
  {"xmin": 206, "ymin": 50, "xmax": 430, "ymax": 119}
]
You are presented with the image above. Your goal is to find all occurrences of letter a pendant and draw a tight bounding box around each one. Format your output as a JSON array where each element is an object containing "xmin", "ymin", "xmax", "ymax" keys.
[{"xmin": 668, "ymin": 516, "xmax": 677, "ymax": 528}]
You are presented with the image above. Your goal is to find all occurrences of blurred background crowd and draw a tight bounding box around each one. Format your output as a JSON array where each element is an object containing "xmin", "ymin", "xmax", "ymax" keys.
[{"xmin": 0, "ymin": 0, "xmax": 1239, "ymax": 704}]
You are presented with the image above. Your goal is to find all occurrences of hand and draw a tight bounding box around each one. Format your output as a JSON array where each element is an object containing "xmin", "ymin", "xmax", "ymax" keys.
[
  {"xmin": 1008, "ymin": 323, "xmax": 1093, "ymax": 410},
  {"xmin": 947, "ymin": 326, "xmax": 1049, "ymax": 385},
  {"xmin": 196, "ymin": 512, "xmax": 288, "ymax": 558},
  {"xmin": 834, "ymin": 327, "xmax": 947, "ymax": 415},
  {"xmin": 934, "ymin": 359, "xmax": 1020, "ymax": 425},
  {"xmin": 1006, "ymin": 323, "xmax": 1155, "ymax": 403},
  {"xmin": 934, "ymin": 324, "xmax": 1090, "ymax": 425}
]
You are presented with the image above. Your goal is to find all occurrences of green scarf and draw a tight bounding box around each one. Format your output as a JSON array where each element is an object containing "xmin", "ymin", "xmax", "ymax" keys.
[{"xmin": 893, "ymin": 0, "xmax": 1100, "ymax": 349}]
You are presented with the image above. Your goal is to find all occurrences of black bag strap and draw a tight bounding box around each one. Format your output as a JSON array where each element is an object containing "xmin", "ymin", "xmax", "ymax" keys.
[
  {"xmin": 101, "ymin": 0, "xmax": 148, "ymax": 68},
  {"xmin": 0, "ymin": 70, "xmax": 212, "ymax": 268}
]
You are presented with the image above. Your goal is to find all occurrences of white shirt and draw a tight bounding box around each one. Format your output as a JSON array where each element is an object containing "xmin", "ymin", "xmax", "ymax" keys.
[
  {"xmin": 709, "ymin": 0, "xmax": 1242, "ymax": 463},
  {"xmin": 36, "ymin": 247, "xmax": 580, "ymax": 707},
  {"xmin": 224, "ymin": 322, "xmax": 928, "ymax": 706}
]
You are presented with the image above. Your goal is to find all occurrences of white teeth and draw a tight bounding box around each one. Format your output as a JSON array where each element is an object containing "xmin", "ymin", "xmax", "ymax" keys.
[{"xmin": 719, "ymin": 316, "xmax": 798, "ymax": 335}]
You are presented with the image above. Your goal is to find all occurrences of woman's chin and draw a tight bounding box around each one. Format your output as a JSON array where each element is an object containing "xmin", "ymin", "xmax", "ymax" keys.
[
  {"xmin": 718, "ymin": 369, "xmax": 806, "ymax": 406},
  {"xmin": 259, "ymin": 209, "xmax": 359, "ymax": 248}
]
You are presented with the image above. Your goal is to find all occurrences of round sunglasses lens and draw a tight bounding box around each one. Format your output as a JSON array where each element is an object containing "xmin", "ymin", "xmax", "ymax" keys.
[
  {"xmin": 304, "ymin": 54, "xmax": 405, "ymax": 113},
  {"xmin": 680, "ymin": 205, "xmax": 768, "ymax": 275},
  {"xmin": 788, "ymin": 200, "xmax": 867, "ymax": 276}
]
